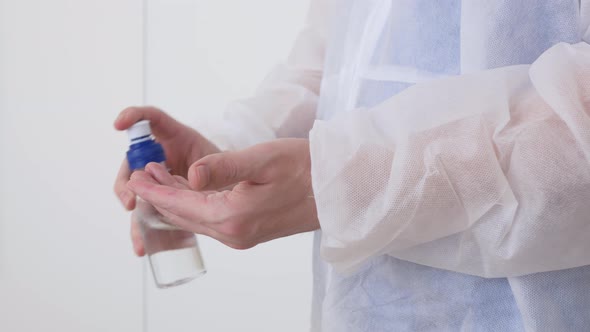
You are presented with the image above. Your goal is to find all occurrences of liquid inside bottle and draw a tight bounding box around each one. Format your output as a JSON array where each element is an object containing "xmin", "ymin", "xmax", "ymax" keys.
[{"xmin": 134, "ymin": 197, "xmax": 206, "ymax": 288}]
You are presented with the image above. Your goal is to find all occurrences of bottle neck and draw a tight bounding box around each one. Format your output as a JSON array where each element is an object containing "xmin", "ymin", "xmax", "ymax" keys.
[
  {"xmin": 130, "ymin": 134, "xmax": 152, "ymax": 144},
  {"xmin": 127, "ymin": 139, "xmax": 166, "ymax": 171}
]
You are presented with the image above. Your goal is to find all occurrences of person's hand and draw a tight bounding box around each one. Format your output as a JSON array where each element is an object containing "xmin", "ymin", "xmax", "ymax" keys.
[
  {"xmin": 113, "ymin": 106, "xmax": 220, "ymax": 255},
  {"xmin": 127, "ymin": 138, "xmax": 320, "ymax": 249}
]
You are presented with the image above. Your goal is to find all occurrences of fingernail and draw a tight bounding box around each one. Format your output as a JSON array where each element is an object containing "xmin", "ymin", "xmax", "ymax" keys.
[
  {"xmin": 116, "ymin": 110, "xmax": 127, "ymax": 121},
  {"xmin": 144, "ymin": 162, "xmax": 155, "ymax": 173},
  {"xmin": 196, "ymin": 165, "xmax": 209, "ymax": 189}
]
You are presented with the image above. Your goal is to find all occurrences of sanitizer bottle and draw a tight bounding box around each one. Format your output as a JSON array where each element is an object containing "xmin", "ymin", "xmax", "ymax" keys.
[{"xmin": 126, "ymin": 120, "xmax": 206, "ymax": 288}]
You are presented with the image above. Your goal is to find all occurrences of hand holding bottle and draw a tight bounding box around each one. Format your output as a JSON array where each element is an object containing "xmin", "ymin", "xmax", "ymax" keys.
[{"xmin": 113, "ymin": 106, "xmax": 220, "ymax": 256}]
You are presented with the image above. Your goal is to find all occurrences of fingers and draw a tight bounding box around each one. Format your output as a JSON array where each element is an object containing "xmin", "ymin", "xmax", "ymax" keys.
[
  {"xmin": 114, "ymin": 106, "xmax": 180, "ymax": 140},
  {"xmin": 114, "ymin": 159, "xmax": 136, "ymax": 210},
  {"xmin": 130, "ymin": 219, "xmax": 145, "ymax": 256},
  {"xmin": 145, "ymin": 162, "xmax": 183, "ymax": 188},
  {"xmin": 127, "ymin": 171, "xmax": 217, "ymax": 222},
  {"xmin": 173, "ymin": 175, "xmax": 190, "ymax": 188},
  {"xmin": 188, "ymin": 148, "xmax": 267, "ymax": 190},
  {"xmin": 151, "ymin": 204, "xmax": 221, "ymax": 238}
]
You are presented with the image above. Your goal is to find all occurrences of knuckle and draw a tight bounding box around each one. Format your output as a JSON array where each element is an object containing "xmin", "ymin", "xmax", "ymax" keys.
[{"xmin": 218, "ymin": 157, "xmax": 239, "ymax": 184}]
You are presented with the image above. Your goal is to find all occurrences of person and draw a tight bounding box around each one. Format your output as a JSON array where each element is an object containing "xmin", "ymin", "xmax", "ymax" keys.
[{"xmin": 114, "ymin": 1, "xmax": 590, "ymax": 330}]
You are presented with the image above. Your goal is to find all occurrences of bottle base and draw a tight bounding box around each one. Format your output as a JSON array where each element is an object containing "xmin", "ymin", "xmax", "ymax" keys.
[
  {"xmin": 155, "ymin": 270, "xmax": 207, "ymax": 289},
  {"xmin": 148, "ymin": 247, "xmax": 207, "ymax": 289}
]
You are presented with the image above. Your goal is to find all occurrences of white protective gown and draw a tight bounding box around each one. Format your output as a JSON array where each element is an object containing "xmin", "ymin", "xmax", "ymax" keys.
[{"xmin": 206, "ymin": 0, "xmax": 590, "ymax": 330}]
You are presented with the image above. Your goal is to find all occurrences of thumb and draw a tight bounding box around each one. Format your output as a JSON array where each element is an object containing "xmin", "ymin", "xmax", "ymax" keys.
[{"xmin": 188, "ymin": 149, "xmax": 265, "ymax": 190}]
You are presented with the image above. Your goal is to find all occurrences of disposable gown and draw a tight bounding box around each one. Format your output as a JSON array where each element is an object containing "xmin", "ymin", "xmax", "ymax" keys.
[{"xmin": 205, "ymin": 0, "xmax": 590, "ymax": 330}]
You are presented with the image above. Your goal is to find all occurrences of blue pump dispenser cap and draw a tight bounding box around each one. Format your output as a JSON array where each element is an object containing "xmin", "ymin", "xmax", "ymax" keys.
[{"xmin": 126, "ymin": 120, "xmax": 166, "ymax": 171}]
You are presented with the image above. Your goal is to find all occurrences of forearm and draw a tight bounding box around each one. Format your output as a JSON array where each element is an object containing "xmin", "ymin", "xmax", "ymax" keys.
[{"xmin": 310, "ymin": 42, "xmax": 590, "ymax": 278}]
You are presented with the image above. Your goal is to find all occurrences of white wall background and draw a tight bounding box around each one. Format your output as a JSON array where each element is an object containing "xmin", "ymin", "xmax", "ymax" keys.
[{"xmin": 0, "ymin": 1, "xmax": 312, "ymax": 331}]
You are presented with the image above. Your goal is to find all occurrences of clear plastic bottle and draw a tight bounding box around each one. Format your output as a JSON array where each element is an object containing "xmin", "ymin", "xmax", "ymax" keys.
[{"xmin": 126, "ymin": 120, "xmax": 206, "ymax": 288}]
